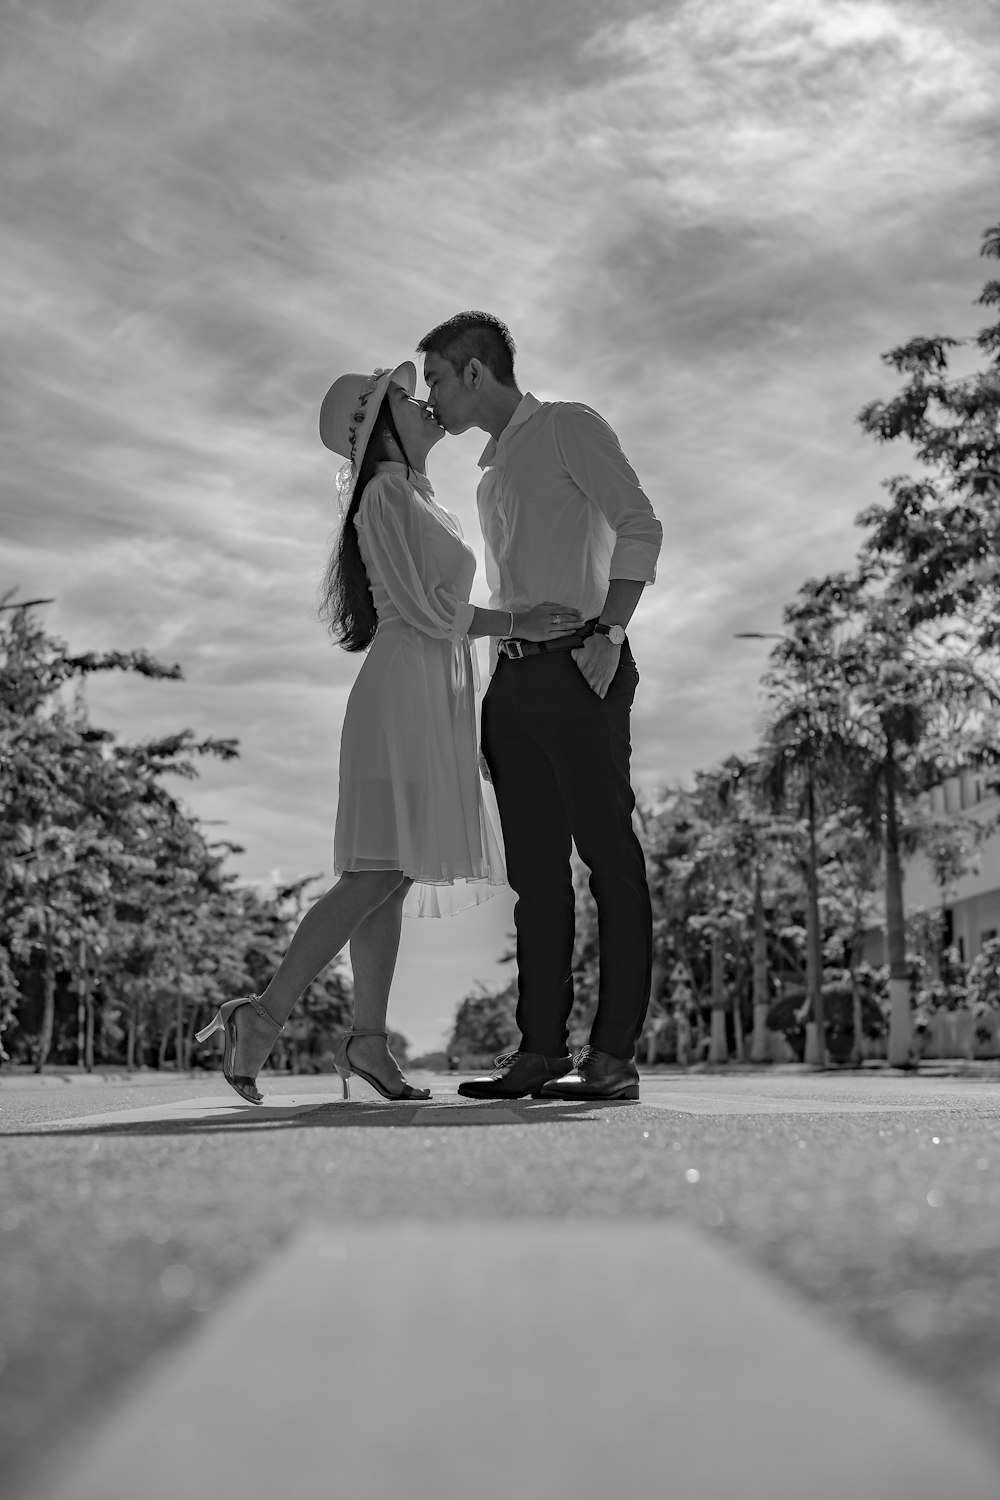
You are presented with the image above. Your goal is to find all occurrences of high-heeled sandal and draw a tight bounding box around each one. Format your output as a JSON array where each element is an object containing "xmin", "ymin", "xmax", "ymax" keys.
[
  {"xmin": 333, "ymin": 1028, "xmax": 431, "ymax": 1102},
  {"xmin": 195, "ymin": 993, "xmax": 284, "ymax": 1106}
]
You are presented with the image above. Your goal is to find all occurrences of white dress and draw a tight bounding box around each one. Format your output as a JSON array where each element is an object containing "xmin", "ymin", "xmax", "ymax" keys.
[{"xmin": 334, "ymin": 461, "xmax": 506, "ymax": 918}]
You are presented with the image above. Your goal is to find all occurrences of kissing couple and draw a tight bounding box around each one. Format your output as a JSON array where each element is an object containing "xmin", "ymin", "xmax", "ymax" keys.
[{"xmin": 197, "ymin": 312, "xmax": 662, "ymax": 1105}]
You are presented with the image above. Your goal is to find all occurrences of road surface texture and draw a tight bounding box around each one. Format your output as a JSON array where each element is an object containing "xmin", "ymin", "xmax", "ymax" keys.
[{"xmin": 2, "ymin": 1065, "xmax": 1000, "ymax": 1498}]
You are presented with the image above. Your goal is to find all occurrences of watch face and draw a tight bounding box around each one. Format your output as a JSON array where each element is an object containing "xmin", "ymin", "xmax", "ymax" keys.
[{"xmin": 608, "ymin": 625, "xmax": 625, "ymax": 645}]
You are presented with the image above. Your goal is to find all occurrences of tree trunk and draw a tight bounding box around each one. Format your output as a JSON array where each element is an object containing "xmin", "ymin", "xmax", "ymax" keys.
[
  {"xmin": 732, "ymin": 986, "xmax": 746, "ymax": 1063},
  {"xmin": 849, "ymin": 935, "xmax": 864, "ymax": 1069},
  {"xmin": 675, "ymin": 1006, "xmax": 691, "ymax": 1067},
  {"xmin": 803, "ymin": 765, "xmax": 826, "ymax": 1066},
  {"xmin": 185, "ymin": 1010, "xmax": 200, "ymax": 1071},
  {"xmin": 84, "ymin": 983, "xmax": 94, "ymax": 1072},
  {"xmin": 34, "ymin": 933, "xmax": 56, "ymax": 1073},
  {"xmin": 126, "ymin": 994, "xmax": 137, "ymax": 1072},
  {"xmin": 175, "ymin": 987, "xmax": 186, "ymax": 1071},
  {"xmin": 642, "ymin": 955, "xmax": 668, "ymax": 1064},
  {"xmin": 709, "ymin": 929, "xmax": 728, "ymax": 1063},
  {"xmin": 884, "ymin": 735, "xmax": 913, "ymax": 1067},
  {"xmin": 648, "ymin": 956, "xmax": 667, "ymax": 1015},
  {"xmin": 750, "ymin": 865, "xmax": 770, "ymax": 1062},
  {"xmin": 76, "ymin": 941, "xmax": 87, "ymax": 1070},
  {"xmin": 76, "ymin": 941, "xmax": 95, "ymax": 1073}
]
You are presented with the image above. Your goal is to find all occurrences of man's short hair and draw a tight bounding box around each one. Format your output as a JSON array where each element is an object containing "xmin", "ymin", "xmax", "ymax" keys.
[{"xmin": 417, "ymin": 312, "xmax": 517, "ymax": 386}]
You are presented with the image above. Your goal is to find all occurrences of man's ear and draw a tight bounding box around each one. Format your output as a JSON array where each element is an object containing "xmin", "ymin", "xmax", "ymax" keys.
[{"xmin": 464, "ymin": 358, "xmax": 484, "ymax": 389}]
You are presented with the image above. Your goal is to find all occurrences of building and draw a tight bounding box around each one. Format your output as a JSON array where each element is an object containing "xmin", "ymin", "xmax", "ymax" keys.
[{"xmin": 906, "ymin": 768, "xmax": 1000, "ymax": 964}]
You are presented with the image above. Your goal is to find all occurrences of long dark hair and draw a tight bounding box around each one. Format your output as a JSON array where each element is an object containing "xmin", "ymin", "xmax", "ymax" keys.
[{"xmin": 320, "ymin": 392, "xmax": 413, "ymax": 651}]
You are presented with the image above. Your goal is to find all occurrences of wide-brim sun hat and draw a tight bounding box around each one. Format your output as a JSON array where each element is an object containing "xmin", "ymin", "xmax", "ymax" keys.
[{"xmin": 319, "ymin": 359, "xmax": 416, "ymax": 469}]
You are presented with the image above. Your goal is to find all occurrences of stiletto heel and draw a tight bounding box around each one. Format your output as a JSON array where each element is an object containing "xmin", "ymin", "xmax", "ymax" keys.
[
  {"xmin": 333, "ymin": 1029, "xmax": 430, "ymax": 1102},
  {"xmin": 194, "ymin": 1010, "xmax": 224, "ymax": 1043},
  {"xmin": 195, "ymin": 993, "xmax": 284, "ymax": 1106}
]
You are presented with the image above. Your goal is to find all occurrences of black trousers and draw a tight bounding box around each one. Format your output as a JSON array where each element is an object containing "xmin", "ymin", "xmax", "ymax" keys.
[{"xmin": 480, "ymin": 641, "xmax": 653, "ymax": 1061}]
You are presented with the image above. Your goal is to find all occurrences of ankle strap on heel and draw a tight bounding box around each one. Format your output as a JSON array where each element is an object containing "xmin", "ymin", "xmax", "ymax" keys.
[
  {"xmin": 343, "ymin": 1028, "xmax": 388, "ymax": 1038},
  {"xmin": 246, "ymin": 993, "xmax": 284, "ymax": 1033}
]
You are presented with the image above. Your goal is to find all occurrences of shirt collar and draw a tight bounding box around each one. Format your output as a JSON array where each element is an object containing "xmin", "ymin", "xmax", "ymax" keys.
[
  {"xmin": 374, "ymin": 460, "xmax": 434, "ymax": 497},
  {"xmin": 477, "ymin": 392, "xmax": 541, "ymax": 469}
]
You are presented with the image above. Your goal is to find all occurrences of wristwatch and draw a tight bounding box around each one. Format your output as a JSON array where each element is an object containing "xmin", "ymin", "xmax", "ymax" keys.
[{"xmin": 595, "ymin": 623, "xmax": 626, "ymax": 647}]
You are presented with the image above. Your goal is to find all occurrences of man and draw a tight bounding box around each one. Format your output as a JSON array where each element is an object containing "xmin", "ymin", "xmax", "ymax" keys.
[{"xmin": 418, "ymin": 312, "xmax": 662, "ymax": 1101}]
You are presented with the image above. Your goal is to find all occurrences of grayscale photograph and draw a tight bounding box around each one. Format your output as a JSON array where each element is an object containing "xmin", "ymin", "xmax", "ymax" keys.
[{"xmin": 2, "ymin": 1, "xmax": 1000, "ymax": 1496}]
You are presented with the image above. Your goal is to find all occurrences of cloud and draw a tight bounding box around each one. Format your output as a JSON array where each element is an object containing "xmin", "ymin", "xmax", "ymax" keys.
[{"xmin": 3, "ymin": 0, "xmax": 999, "ymax": 1049}]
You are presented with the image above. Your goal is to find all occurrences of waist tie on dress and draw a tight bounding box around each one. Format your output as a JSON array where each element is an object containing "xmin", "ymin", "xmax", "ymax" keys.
[{"xmin": 450, "ymin": 636, "xmax": 480, "ymax": 701}]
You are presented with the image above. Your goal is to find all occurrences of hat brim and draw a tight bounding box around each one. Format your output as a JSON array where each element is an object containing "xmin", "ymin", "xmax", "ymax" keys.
[
  {"xmin": 319, "ymin": 360, "xmax": 417, "ymax": 458},
  {"xmin": 390, "ymin": 360, "xmax": 417, "ymax": 398}
]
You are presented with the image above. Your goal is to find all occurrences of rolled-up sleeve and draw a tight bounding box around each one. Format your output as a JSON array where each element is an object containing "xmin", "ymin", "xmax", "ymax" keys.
[
  {"xmin": 554, "ymin": 405, "xmax": 662, "ymax": 583},
  {"xmin": 358, "ymin": 474, "xmax": 475, "ymax": 640}
]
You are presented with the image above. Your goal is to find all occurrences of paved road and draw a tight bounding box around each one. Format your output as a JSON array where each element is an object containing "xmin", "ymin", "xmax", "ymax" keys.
[{"xmin": 2, "ymin": 1066, "xmax": 1000, "ymax": 1498}]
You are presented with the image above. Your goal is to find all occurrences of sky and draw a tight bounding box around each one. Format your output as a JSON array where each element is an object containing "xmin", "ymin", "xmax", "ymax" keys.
[{"xmin": 3, "ymin": 0, "xmax": 999, "ymax": 1054}]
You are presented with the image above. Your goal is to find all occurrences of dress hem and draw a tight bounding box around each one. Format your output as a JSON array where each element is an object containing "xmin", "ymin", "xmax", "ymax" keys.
[{"xmin": 332, "ymin": 865, "xmax": 508, "ymax": 919}]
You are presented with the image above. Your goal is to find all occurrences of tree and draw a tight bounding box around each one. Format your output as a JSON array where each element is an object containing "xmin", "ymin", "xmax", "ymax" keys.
[
  {"xmin": 764, "ymin": 573, "xmax": 1000, "ymax": 1066},
  {"xmin": 0, "ymin": 598, "xmax": 193, "ymax": 1068},
  {"xmin": 697, "ymin": 757, "xmax": 799, "ymax": 1063},
  {"xmin": 856, "ymin": 221, "xmax": 1000, "ymax": 637},
  {"xmin": 816, "ymin": 811, "xmax": 883, "ymax": 1066},
  {"xmin": 758, "ymin": 609, "xmax": 857, "ymax": 1067},
  {"xmin": 635, "ymin": 787, "xmax": 722, "ymax": 1059},
  {"xmin": 1, "ymin": 600, "xmax": 360, "ymax": 1072},
  {"xmin": 448, "ymin": 979, "xmax": 518, "ymax": 1061},
  {"xmin": 639, "ymin": 790, "xmax": 711, "ymax": 1049}
]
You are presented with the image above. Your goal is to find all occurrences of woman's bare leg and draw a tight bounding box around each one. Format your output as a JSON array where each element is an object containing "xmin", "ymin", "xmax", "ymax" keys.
[
  {"xmin": 346, "ymin": 878, "xmax": 414, "ymax": 1080},
  {"xmin": 350, "ymin": 878, "xmax": 413, "ymax": 1030},
  {"xmin": 234, "ymin": 870, "xmax": 406, "ymax": 1075}
]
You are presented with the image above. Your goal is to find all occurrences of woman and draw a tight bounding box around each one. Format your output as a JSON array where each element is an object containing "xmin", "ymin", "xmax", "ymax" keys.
[{"xmin": 196, "ymin": 360, "xmax": 582, "ymax": 1103}]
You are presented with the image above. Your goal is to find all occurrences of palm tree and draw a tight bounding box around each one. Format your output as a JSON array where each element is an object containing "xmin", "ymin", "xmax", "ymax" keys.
[
  {"xmin": 758, "ymin": 675, "xmax": 841, "ymax": 1068},
  {"xmin": 841, "ymin": 645, "xmax": 1000, "ymax": 1064},
  {"xmin": 640, "ymin": 788, "xmax": 713, "ymax": 1059},
  {"xmin": 681, "ymin": 773, "xmax": 749, "ymax": 1064},
  {"xmin": 818, "ymin": 811, "xmax": 884, "ymax": 1065},
  {"xmin": 699, "ymin": 756, "xmax": 800, "ymax": 1063}
]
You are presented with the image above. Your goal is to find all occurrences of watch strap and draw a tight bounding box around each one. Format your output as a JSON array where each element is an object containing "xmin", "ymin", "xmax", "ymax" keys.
[{"xmin": 595, "ymin": 623, "xmax": 625, "ymax": 645}]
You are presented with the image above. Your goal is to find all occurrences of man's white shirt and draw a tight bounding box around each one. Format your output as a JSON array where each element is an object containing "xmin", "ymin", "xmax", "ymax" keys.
[{"xmin": 476, "ymin": 393, "xmax": 662, "ymax": 665}]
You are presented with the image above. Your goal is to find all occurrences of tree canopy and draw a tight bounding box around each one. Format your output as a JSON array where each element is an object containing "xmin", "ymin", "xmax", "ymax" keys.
[{"xmin": 0, "ymin": 597, "xmax": 355, "ymax": 1072}]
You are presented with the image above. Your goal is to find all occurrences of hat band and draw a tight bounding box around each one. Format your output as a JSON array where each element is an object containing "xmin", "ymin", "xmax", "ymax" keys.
[{"xmin": 348, "ymin": 366, "xmax": 391, "ymax": 466}]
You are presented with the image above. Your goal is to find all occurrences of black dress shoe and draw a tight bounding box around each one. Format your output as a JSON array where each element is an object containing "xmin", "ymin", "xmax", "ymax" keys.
[
  {"xmin": 457, "ymin": 1049, "xmax": 573, "ymax": 1100},
  {"xmin": 537, "ymin": 1045, "xmax": 640, "ymax": 1101}
]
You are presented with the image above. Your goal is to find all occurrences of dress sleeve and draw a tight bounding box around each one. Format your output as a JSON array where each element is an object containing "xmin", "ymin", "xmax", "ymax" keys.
[
  {"xmin": 357, "ymin": 473, "xmax": 475, "ymax": 640},
  {"xmin": 554, "ymin": 404, "xmax": 663, "ymax": 584}
]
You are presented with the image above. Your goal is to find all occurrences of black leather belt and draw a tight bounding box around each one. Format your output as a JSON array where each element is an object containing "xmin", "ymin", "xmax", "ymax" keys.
[{"xmin": 498, "ymin": 619, "xmax": 598, "ymax": 661}]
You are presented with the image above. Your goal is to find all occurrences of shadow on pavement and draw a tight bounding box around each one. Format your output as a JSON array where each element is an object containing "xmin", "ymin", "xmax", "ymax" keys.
[{"xmin": 5, "ymin": 1098, "xmax": 647, "ymax": 1139}]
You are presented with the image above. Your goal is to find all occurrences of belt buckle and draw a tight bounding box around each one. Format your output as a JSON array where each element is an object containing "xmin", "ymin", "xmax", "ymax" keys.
[{"xmin": 504, "ymin": 639, "xmax": 525, "ymax": 661}]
